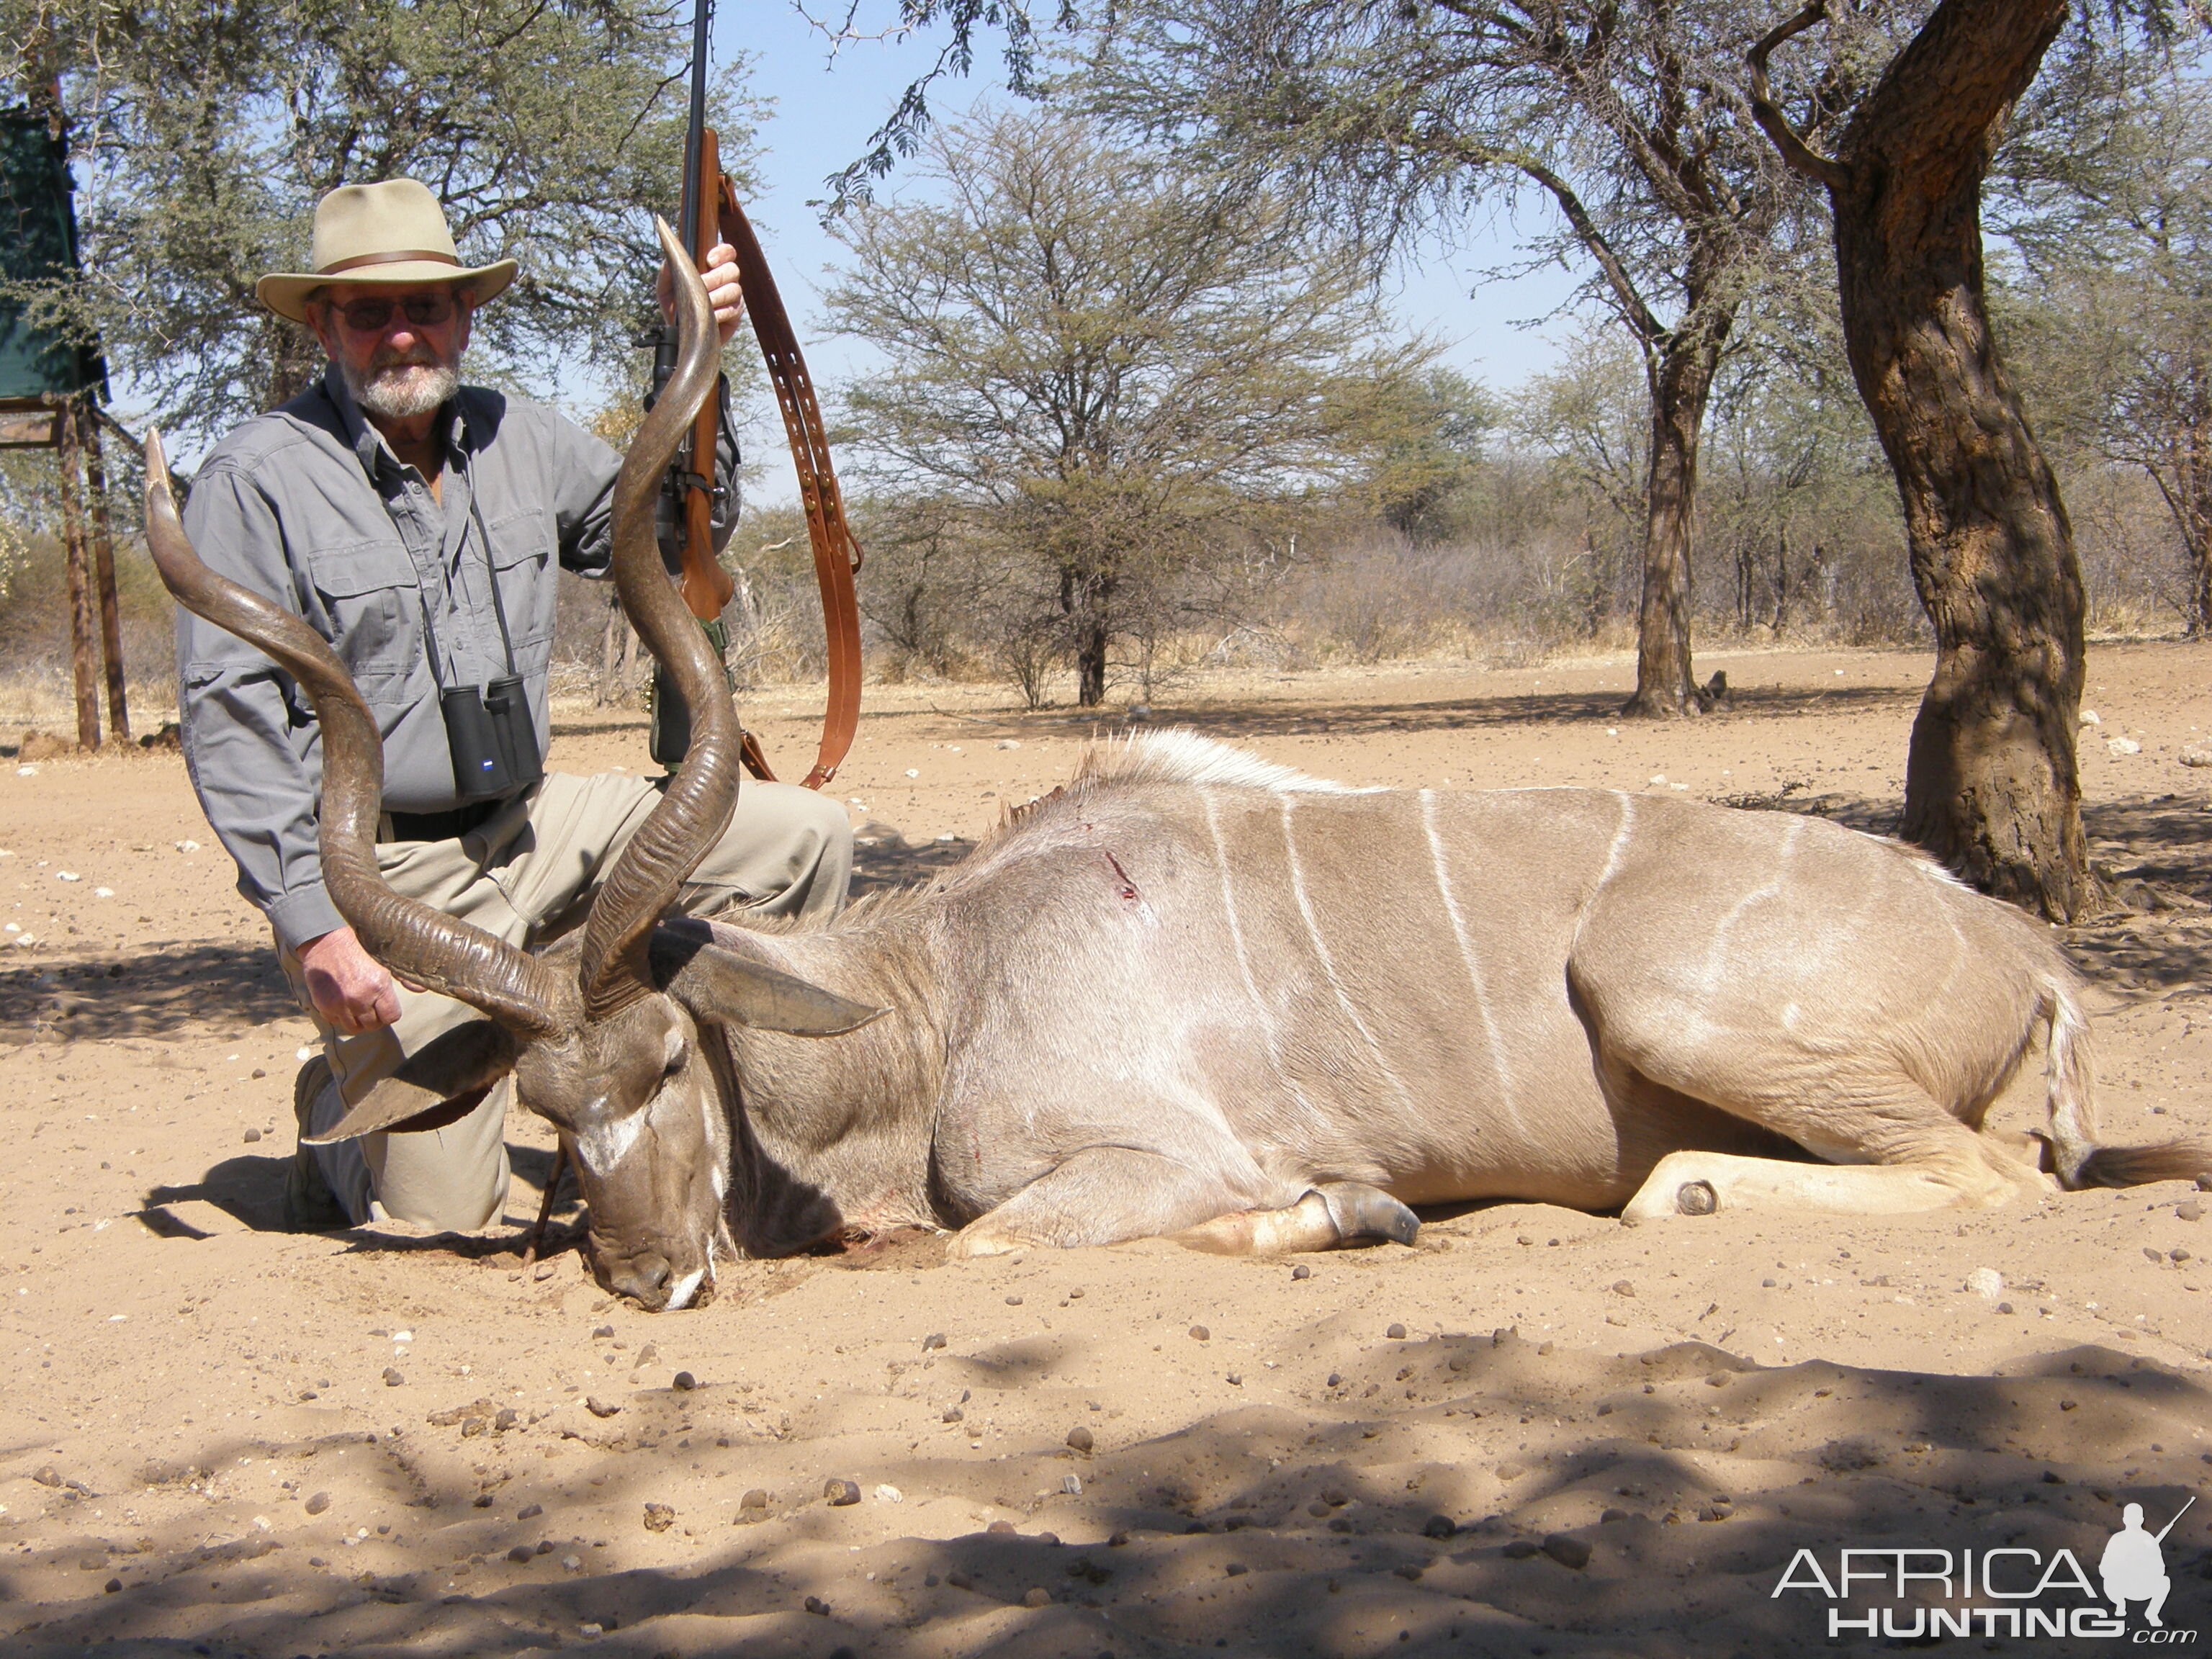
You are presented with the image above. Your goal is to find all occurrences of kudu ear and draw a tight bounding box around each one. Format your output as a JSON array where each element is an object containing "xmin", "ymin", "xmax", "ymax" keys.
[
  {"xmin": 651, "ymin": 923, "xmax": 883, "ymax": 1037},
  {"xmin": 304, "ymin": 1020, "xmax": 521, "ymax": 1144}
]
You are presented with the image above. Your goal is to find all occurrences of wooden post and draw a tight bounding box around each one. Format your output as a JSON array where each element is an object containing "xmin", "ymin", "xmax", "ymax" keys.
[
  {"xmin": 78, "ymin": 399, "xmax": 130, "ymax": 742},
  {"xmin": 53, "ymin": 395, "xmax": 101, "ymax": 750}
]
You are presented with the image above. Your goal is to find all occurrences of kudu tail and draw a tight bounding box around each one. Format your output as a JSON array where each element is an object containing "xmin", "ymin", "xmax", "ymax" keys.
[{"xmin": 2041, "ymin": 976, "xmax": 2212, "ymax": 1191}]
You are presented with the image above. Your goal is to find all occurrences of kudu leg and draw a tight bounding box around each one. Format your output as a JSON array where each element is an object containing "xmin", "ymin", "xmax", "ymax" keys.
[
  {"xmin": 946, "ymin": 1146, "xmax": 1293, "ymax": 1257},
  {"xmin": 1621, "ymin": 1136, "xmax": 2044, "ymax": 1222}
]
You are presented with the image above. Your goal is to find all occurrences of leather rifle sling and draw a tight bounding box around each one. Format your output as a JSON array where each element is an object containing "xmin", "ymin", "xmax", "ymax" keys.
[{"xmin": 718, "ymin": 184, "xmax": 864, "ymax": 791}]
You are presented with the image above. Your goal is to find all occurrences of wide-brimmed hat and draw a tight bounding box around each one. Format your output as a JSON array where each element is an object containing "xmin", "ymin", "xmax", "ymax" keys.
[{"xmin": 256, "ymin": 179, "xmax": 517, "ymax": 323}]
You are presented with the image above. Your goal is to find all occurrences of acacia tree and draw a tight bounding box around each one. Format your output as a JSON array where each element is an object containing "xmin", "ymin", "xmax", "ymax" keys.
[
  {"xmin": 1082, "ymin": 0, "xmax": 1898, "ymax": 716},
  {"xmin": 1996, "ymin": 52, "xmax": 2212, "ymax": 631},
  {"xmin": 3, "ymin": 0, "xmax": 760, "ymax": 447},
  {"xmin": 826, "ymin": 110, "xmax": 1442, "ymax": 706},
  {"xmin": 1748, "ymin": 0, "xmax": 2097, "ymax": 917}
]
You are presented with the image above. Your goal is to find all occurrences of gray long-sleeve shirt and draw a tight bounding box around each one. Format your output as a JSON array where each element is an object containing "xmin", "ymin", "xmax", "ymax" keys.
[{"xmin": 179, "ymin": 364, "xmax": 734, "ymax": 954}]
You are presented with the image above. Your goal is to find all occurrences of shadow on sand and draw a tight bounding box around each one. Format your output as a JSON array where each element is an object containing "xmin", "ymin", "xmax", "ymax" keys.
[{"xmin": 4, "ymin": 1336, "xmax": 2204, "ymax": 1658}]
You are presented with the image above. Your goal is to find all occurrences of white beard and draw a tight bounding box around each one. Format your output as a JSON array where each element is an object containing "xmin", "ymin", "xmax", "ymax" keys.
[{"xmin": 345, "ymin": 358, "xmax": 459, "ymax": 421}]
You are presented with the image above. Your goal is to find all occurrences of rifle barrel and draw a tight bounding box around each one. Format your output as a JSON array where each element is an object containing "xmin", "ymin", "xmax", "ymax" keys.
[
  {"xmin": 2154, "ymin": 1493, "xmax": 2195, "ymax": 1544},
  {"xmin": 677, "ymin": 0, "xmax": 713, "ymax": 267}
]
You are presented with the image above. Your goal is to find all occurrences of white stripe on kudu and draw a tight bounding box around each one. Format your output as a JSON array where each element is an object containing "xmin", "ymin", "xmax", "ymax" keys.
[
  {"xmin": 1202, "ymin": 788, "xmax": 1323, "ymax": 1123},
  {"xmin": 1421, "ymin": 789, "xmax": 1521, "ymax": 1129},
  {"xmin": 1280, "ymin": 795, "xmax": 1419, "ymax": 1114}
]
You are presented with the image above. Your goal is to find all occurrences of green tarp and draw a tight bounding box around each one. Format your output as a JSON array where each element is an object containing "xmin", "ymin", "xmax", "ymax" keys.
[{"xmin": 0, "ymin": 109, "xmax": 104, "ymax": 403}]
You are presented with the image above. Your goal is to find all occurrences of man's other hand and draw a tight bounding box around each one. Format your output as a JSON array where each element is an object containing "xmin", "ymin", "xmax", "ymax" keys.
[
  {"xmin": 299, "ymin": 927, "xmax": 403, "ymax": 1034},
  {"xmin": 657, "ymin": 240, "xmax": 746, "ymax": 345}
]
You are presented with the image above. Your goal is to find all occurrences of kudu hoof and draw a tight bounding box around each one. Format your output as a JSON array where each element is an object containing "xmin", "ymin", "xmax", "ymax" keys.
[
  {"xmin": 1676, "ymin": 1180, "xmax": 1719, "ymax": 1216},
  {"xmin": 1318, "ymin": 1182, "xmax": 1421, "ymax": 1248}
]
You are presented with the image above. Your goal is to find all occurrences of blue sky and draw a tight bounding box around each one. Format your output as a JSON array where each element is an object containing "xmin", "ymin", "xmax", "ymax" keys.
[{"xmin": 736, "ymin": 2, "xmax": 1580, "ymax": 503}]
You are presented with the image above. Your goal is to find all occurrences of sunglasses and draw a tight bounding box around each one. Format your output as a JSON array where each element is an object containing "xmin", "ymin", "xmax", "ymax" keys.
[{"xmin": 331, "ymin": 292, "xmax": 462, "ymax": 333}]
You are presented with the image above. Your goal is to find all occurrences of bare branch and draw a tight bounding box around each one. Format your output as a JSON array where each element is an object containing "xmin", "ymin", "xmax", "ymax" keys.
[
  {"xmin": 1514, "ymin": 156, "xmax": 1668, "ymax": 347},
  {"xmin": 1747, "ymin": 1, "xmax": 1847, "ymax": 189}
]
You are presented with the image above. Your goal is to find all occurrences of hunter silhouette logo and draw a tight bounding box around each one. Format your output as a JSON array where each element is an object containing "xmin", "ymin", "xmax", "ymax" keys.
[
  {"xmin": 2103, "ymin": 1498, "xmax": 2193, "ymax": 1629},
  {"xmin": 1772, "ymin": 1494, "xmax": 2200, "ymax": 1641}
]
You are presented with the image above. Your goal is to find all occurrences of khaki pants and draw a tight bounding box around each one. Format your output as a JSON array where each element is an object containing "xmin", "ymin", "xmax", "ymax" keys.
[{"xmin": 283, "ymin": 771, "xmax": 850, "ymax": 1231}]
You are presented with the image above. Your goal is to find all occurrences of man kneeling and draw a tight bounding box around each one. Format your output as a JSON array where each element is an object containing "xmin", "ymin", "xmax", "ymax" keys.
[{"xmin": 177, "ymin": 179, "xmax": 849, "ymax": 1232}]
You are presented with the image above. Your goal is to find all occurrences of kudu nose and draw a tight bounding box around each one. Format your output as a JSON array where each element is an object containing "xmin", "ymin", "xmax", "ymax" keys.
[{"xmin": 605, "ymin": 1252, "xmax": 673, "ymax": 1309}]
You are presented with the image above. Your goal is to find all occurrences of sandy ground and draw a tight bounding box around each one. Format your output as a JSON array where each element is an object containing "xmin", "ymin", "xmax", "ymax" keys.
[{"xmin": 1, "ymin": 640, "xmax": 2208, "ymax": 1658}]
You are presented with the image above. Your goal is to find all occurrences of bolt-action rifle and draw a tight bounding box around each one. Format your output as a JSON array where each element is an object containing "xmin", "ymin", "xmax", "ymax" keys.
[{"xmin": 646, "ymin": 0, "xmax": 863, "ymax": 789}]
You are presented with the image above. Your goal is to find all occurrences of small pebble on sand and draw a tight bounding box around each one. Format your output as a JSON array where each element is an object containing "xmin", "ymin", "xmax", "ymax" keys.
[
  {"xmin": 1542, "ymin": 1534, "xmax": 1593, "ymax": 1569},
  {"xmin": 1066, "ymin": 1426, "xmax": 1093, "ymax": 1452},
  {"xmin": 382, "ymin": 1368, "xmax": 404, "ymax": 1388},
  {"xmin": 1189, "ymin": 1324, "xmax": 1210, "ymax": 1341},
  {"xmin": 824, "ymin": 1478, "xmax": 861, "ymax": 1506},
  {"xmin": 1292, "ymin": 1264, "xmax": 1310, "ymax": 1280},
  {"xmin": 1386, "ymin": 1323, "xmax": 1407, "ymax": 1339}
]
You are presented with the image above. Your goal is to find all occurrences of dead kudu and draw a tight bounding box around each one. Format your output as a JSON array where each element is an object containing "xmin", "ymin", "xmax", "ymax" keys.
[{"xmin": 152, "ymin": 251, "xmax": 2211, "ymax": 1312}]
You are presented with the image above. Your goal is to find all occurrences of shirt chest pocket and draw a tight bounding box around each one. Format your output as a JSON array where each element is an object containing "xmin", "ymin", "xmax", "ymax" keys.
[
  {"xmin": 303, "ymin": 540, "xmax": 430, "ymax": 706},
  {"xmin": 482, "ymin": 508, "xmax": 557, "ymax": 658}
]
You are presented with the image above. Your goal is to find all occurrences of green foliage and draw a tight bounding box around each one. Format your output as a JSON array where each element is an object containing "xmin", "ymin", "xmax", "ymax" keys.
[
  {"xmin": 1994, "ymin": 40, "xmax": 2212, "ymax": 626},
  {"xmin": 1364, "ymin": 367, "xmax": 1496, "ymax": 543},
  {"xmin": 824, "ymin": 109, "xmax": 1444, "ymax": 704},
  {"xmin": 3, "ymin": 0, "xmax": 764, "ymax": 446}
]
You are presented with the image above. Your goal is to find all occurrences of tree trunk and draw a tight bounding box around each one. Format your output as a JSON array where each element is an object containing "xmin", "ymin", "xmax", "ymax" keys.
[
  {"xmin": 79, "ymin": 405, "xmax": 131, "ymax": 742},
  {"xmin": 1817, "ymin": 0, "xmax": 2092, "ymax": 920},
  {"xmin": 1772, "ymin": 524, "xmax": 1792, "ymax": 635},
  {"xmin": 2164, "ymin": 410, "xmax": 2212, "ymax": 637},
  {"xmin": 1623, "ymin": 338, "xmax": 1719, "ymax": 717},
  {"xmin": 54, "ymin": 400, "xmax": 102, "ymax": 750},
  {"xmin": 598, "ymin": 592, "xmax": 636, "ymax": 709},
  {"xmin": 1062, "ymin": 567, "xmax": 1113, "ymax": 707},
  {"xmin": 1076, "ymin": 614, "xmax": 1110, "ymax": 706}
]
